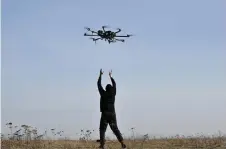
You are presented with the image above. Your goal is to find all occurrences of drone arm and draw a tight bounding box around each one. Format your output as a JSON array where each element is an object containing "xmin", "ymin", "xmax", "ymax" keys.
[
  {"xmin": 85, "ymin": 27, "xmax": 98, "ymax": 34},
  {"xmin": 91, "ymin": 38, "xmax": 102, "ymax": 41},
  {"xmin": 115, "ymin": 35, "xmax": 130, "ymax": 37},
  {"xmin": 91, "ymin": 31, "xmax": 98, "ymax": 34},
  {"xmin": 84, "ymin": 34, "xmax": 99, "ymax": 36}
]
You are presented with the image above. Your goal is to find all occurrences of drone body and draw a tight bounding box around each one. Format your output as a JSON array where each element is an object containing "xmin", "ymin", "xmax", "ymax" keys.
[{"xmin": 84, "ymin": 26, "xmax": 133, "ymax": 44}]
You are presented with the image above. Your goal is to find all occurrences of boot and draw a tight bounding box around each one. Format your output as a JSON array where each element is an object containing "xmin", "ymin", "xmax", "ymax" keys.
[
  {"xmin": 99, "ymin": 145, "xmax": 105, "ymax": 149},
  {"xmin": 120, "ymin": 141, "xmax": 127, "ymax": 149}
]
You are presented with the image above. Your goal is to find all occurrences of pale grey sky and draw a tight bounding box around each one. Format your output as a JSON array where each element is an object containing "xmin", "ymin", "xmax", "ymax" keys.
[{"xmin": 1, "ymin": 0, "xmax": 226, "ymax": 139}]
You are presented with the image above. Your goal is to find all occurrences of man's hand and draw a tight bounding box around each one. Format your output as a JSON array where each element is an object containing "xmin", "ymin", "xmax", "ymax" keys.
[
  {"xmin": 99, "ymin": 69, "xmax": 104, "ymax": 76},
  {"xmin": 109, "ymin": 70, "xmax": 112, "ymax": 78}
]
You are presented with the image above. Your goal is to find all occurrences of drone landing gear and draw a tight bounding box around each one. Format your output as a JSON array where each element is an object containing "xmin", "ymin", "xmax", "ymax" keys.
[{"xmin": 108, "ymin": 40, "xmax": 113, "ymax": 44}]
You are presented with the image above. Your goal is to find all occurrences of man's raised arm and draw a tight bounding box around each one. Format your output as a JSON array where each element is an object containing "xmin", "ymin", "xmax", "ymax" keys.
[
  {"xmin": 97, "ymin": 69, "xmax": 104, "ymax": 95},
  {"xmin": 109, "ymin": 70, "xmax": 116, "ymax": 95}
]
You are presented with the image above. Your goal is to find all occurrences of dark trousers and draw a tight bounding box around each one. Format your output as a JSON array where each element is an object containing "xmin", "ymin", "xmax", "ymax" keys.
[{"xmin": 99, "ymin": 112, "xmax": 123, "ymax": 145}]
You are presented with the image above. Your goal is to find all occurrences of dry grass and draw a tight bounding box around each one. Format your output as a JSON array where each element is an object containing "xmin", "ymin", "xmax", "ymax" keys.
[
  {"xmin": 1, "ymin": 137, "xmax": 226, "ymax": 149},
  {"xmin": 2, "ymin": 123, "xmax": 226, "ymax": 148}
]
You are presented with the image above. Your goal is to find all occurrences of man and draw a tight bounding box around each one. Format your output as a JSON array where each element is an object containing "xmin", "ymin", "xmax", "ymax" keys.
[{"xmin": 97, "ymin": 69, "xmax": 126, "ymax": 149}]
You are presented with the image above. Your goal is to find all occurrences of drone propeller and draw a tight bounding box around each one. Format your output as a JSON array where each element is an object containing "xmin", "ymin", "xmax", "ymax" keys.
[
  {"xmin": 84, "ymin": 27, "xmax": 91, "ymax": 31},
  {"xmin": 116, "ymin": 28, "xmax": 122, "ymax": 31},
  {"xmin": 102, "ymin": 25, "xmax": 110, "ymax": 29}
]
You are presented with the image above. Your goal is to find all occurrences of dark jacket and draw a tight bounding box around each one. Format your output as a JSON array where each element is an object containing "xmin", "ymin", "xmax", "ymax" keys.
[{"xmin": 97, "ymin": 76, "xmax": 116, "ymax": 113}]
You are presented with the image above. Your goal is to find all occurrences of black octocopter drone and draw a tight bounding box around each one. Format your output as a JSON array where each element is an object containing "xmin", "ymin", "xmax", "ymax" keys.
[{"xmin": 84, "ymin": 26, "xmax": 133, "ymax": 44}]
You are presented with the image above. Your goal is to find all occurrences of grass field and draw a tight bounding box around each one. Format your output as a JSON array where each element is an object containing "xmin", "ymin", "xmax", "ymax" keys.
[
  {"xmin": 2, "ymin": 123, "xmax": 226, "ymax": 148},
  {"xmin": 1, "ymin": 137, "xmax": 226, "ymax": 149}
]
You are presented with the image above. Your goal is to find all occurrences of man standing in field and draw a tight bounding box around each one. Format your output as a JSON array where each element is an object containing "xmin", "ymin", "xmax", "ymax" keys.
[{"xmin": 97, "ymin": 69, "xmax": 127, "ymax": 149}]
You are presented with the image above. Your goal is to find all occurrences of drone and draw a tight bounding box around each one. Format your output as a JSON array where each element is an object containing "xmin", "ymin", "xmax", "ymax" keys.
[{"xmin": 84, "ymin": 26, "xmax": 133, "ymax": 44}]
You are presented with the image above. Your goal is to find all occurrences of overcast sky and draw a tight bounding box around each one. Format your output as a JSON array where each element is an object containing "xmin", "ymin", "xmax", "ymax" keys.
[{"xmin": 1, "ymin": 0, "xmax": 226, "ymax": 139}]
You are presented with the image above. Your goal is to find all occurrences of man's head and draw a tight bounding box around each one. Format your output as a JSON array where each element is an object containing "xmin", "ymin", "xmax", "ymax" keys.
[{"xmin": 105, "ymin": 84, "xmax": 112, "ymax": 92}]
